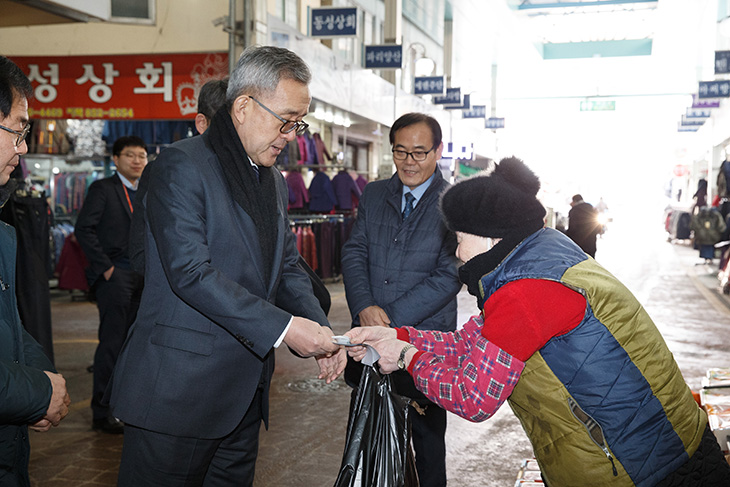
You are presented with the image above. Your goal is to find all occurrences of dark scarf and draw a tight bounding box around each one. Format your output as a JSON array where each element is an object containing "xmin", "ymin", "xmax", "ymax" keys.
[
  {"xmin": 459, "ymin": 220, "xmax": 545, "ymax": 305},
  {"xmin": 206, "ymin": 109, "xmax": 278, "ymax": 282}
]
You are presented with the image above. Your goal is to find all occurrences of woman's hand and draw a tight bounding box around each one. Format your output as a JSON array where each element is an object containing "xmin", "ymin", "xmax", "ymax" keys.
[{"xmin": 345, "ymin": 327, "xmax": 415, "ymax": 373}]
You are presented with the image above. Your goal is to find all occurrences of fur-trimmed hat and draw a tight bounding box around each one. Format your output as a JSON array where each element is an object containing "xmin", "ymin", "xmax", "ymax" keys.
[{"xmin": 440, "ymin": 156, "xmax": 546, "ymax": 238}]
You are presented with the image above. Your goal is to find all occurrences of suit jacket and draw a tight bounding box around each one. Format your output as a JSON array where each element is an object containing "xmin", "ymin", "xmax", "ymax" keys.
[
  {"xmin": 109, "ymin": 132, "xmax": 328, "ymax": 439},
  {"xmin": 74, "ymin": 173, "xmax": 134, "ymax": 286}
]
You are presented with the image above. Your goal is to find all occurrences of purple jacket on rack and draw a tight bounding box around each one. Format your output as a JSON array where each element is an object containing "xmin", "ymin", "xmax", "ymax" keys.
[
  {"xmin": 308, "ymin": 171, "xmax": 337, "ymax": 213},
  {"xmin": 285, "ymin": 171, "xmax": 309, "ymax": 209},
  {"xmin": 332, "ymin": 170, "xmax": 361, "ymax": 211}
]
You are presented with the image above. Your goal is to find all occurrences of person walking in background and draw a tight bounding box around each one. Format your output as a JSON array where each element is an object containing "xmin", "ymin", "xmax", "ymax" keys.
[
  {"xmin": 74, "ymin": 135, "xmax": 148, "ymax": 434},
  {"xmin": 565, "ymin": 193, "xmax": 600, "ymax": 257},
  {"xmin": 690, "ymin": 205, "xmax": 726, "ymax": 264},
  {"xmin": 193, "ymin": 78, "xmax": 228, "ymax": 135},
  {"xmin": 0, "ymin": 55, "xmax": 71, "ymax": 485},
  {"xmin": 346, "ymin": 157, "xmax": 730, "ymax": 486},
  {"xmin": 341, "ymin": 112, "xmax": 462, "ymax": 487},
  {"xmin": 109, "ymin": 45, "xmax": 344, "ymax": 486}
]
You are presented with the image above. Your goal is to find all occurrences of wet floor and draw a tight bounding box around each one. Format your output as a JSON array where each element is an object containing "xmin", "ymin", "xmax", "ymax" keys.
[{"xmin": 28, "ymin": 205, "xmax": 730, "ymax": 486}]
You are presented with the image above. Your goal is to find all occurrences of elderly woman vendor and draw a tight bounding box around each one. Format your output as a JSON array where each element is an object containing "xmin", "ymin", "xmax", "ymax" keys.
[{"xmin": 345, "ymin": 157, "xmax": 730, "ymax": 487}]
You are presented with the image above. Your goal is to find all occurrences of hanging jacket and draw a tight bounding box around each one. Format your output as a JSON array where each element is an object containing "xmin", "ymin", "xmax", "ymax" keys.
[
  {"xmin": 477, "ymin": 228, "xmax": 706, "ymax": 487},
  {"xmin": 308, "ymin": 171, "xmax": 337, "ymax": 213}
]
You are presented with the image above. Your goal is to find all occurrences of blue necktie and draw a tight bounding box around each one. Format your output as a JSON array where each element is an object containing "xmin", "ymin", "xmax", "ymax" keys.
[
  {"xmin": 252, "ymin": 164, "xmax": 260, "ymax": 183},
  {"xmin": 402, "ymin": 193, "xmax": 415, "ymax": 220}
]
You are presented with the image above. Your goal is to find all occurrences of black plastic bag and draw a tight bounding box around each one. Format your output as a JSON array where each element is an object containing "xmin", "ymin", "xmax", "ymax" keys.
[{"xmin": 334, "ymin": 365, "xmax": 419, "ymax": 487}]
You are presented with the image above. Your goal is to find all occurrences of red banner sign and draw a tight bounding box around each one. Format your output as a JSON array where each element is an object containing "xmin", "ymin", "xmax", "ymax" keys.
[{"xmin": 10, "ymin": 52, "xmax": 229, "ymax": 120}]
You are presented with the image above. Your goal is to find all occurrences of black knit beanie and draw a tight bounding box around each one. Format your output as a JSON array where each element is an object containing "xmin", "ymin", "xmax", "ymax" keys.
[{"xmin": 440, "ymin": 156, "xmax": 546, "ymax": 238}]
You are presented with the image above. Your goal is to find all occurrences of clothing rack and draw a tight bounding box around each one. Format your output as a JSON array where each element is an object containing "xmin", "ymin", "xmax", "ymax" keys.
[{"xmin": 289, "ymin": 213, "xmax": 354, "ymax": 280}]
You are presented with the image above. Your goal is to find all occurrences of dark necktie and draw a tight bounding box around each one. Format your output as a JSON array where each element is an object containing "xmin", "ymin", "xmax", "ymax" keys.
[
  {"xmin": 402, "ymin": 193, "xmax": 415, "ymax": 220},
  {"xmin": 252, "ymin": 164, "xmax": 260, "ymax": 183}
]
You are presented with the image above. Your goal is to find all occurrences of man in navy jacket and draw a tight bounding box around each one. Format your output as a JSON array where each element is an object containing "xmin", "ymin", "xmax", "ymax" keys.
[{"xmin": 341, "ymin": 112, "xmax": 462, "ymax": 487}]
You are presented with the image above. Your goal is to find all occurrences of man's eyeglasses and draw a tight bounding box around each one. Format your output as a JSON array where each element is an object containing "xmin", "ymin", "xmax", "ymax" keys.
[
  {"xmin": 119, "ymin": 152, "xmax": 148, "ymax": 161},
  {"xmin": 392, "ymin": 147, "xmax": 435, "ymax": 162},
  {"xmin": 249, "ymin": 96, "xmax": 309, "ymax": 136},
  {"xmin": 0, "ymin": 123, "xmax": 31, "ymax": 148}
]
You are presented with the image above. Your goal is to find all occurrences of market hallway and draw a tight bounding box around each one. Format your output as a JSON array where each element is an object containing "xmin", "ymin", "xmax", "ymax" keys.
[{"xmin": 29, "ymin": 206, "xmax": 730, "ymax": 486}]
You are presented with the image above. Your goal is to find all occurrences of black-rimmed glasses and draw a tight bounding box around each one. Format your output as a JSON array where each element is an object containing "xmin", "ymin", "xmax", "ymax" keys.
[
  {"xmin": 392, "ymin": 146, "xmax": 435, "ymax": 162},
  {"xmin": 249, "ymin": 96, "xmax": 309, "ymax": 136},
  {"xmin": 0, "ymin": 122, "xmax": 31, "ymax": 147}
]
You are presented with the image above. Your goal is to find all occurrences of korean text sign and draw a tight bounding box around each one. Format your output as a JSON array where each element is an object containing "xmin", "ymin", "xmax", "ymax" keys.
[
  {"xmin": 10, "ymin": 52, "xmax": 228, "ymax": 120},
  {"xmin": 310, "ymin": 7, "xmax": 358, "ymax": 38}
]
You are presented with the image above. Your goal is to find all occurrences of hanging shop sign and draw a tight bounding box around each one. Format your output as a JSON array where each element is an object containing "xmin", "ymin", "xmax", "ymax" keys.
[
  {"xmin": 309, "ymin": 7, "xmax": 358, "ymax": 38},
  {"xmin": 677, "ymin": 123, "xmax": 699, "ymax": 132},
  {"xmin": 414, "ymin": 76, "xmax": 445, "ymax": 95},
  {"xmin": 10, "ymin": 53, "xmax": 228, "ymax": 120},
  {"xmin": 443, "ymin": 94, "xmax": 471, "ymax": 110},
  {"xmin": 364, "ymin": 44, "xmax": 403, "ymax": 69},
  {"xmin": 441, "ymin": 142, "xmax": 473, "ymax": 160},
  {"xmin": 433, "ymin": 87, "xmax": 461, "ymax": 105},
  {"xmin": 485, "ymin": 117, "xmax": 505, "ymax": 129},
  {"xmin": 680, "ymin": 115, "xmax": 705, "ymax": 126},
  {"xmin": 686, "ymin": 108, "xmax": 712, "ymax": 118},
  {"xmin": 580, "ymin": 100, "xmax": 615, "ymax": 111},
  {"xmin": 692, "ymin": 94, "xmax": 720, "ymax": 109},
  {"xmin": 698, "ymin": 80, "xmax": 730, "ymax": 99},
  {"xmin": 462, "ymin": 105, "xmax": 486, "ymax": 119},
  {"xmin": 715, "ymin": 51, "xmax": 730, "ymax": 74}
]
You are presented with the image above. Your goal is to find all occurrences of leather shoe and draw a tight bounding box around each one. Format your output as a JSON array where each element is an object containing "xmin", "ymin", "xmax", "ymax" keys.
[{"xmin": 92, "ymin": 416, "xmax": 124, "ymax": 434}]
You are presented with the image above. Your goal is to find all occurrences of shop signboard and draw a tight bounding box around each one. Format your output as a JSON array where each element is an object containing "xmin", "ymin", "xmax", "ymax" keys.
[
  {"xmin": 462, "ymin": 105, "xmax": 486, "ymax": 119},
  {"xmin": 414, "ymin": 76, "xmax": 445, "ymax": 95},
  {"xmin": 485, "ymin": 117, "xmax": 505, "ymax": 129},
  {"xmin": 309, "ymin": 7, "xmax": 358, "ymax": 38},
  {"xmin": 716, "ymin": 50, "xmax": 730, "ymax": 74},
  {"xmin": 433, "ymin": 87, "xmax": 461, "ymax": 105},
  {"xmin": 10, "ymin": 52, "xmax": 228, "ymax": 120},
  {"xmin": 364, "ymin": 44, "xmax": 403, "ymax": 69},
  {"xmin": 692, "ymin": 94, "xmax": 720, "ymax": 109},
  {"xmin": 680, "ymin": 115, "xmax": 705, "ymax": 126},
  {"xmin": 443, "ymin": 94, "xmax": 470, "ymax": 110},
  {"xmin": 677, "ymin": 123, "xmax": 699, "ymax": 132},
  {"xmin": 686, "ymin": 108, "xmax": 712, "ymax": 118},
  {"xmin": 698, "ymin": 80, "xmax": 730, "ymax": 99}
]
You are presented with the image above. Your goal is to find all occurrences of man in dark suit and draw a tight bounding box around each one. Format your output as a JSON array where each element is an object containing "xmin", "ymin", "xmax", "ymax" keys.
[
  {"xmin": 75, "ymin": 135, "xmax": 147, "ymax": 434},
  {"xmin": 110, "ymin": 45, "xmax": 345, "ymax": 486},
  {"xmin": 341, "ymin": 113, "xmax": 462, "ymax": 487}
]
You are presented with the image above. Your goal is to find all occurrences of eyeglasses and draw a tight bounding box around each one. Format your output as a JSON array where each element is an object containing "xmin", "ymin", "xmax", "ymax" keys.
[
  {"xmin": 119, "ymin": 152, "xmax": 148, "ymax": 161},
  {"xmin": 392, "ymin": 147, "xmax": 435, "ymax": 162},
  {"xmin": 249, "ymin": 96, "xmax": 309, "ymax": 136},
  {"xmin": 0, "ymin": 122, "xmax": 31, "ymax": 148}
]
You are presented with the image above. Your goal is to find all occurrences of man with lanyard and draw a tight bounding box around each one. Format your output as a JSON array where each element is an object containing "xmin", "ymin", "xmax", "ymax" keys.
[{"xmin": 75, "ymin": 135, "xmax": 147, "ymax": 434}]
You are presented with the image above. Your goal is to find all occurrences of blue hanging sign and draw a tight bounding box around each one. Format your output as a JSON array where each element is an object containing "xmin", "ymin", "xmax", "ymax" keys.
[
  {"xmin": 680, "ymin": 115, "xmax": 705, "ymax": 126},
  {"xmin": 444, "ymin": 94, "xmax": 470, "ymax": 110},
  {"xmin": 716, "ymin": 51, "xmax": 730, "ymax": 74},
  {"xmin": 678, "ymin": 123, "xmax": 699, "ymax": 132},
  {"xmin": 414, "ymin": 76, "xmax": 445, "ymax": 95},
  {"xmin": 364, "ymin": 44, "xmax": 403, "ymax": 69},
  {"xmin": 310, "ymin": 7, "xmax": 358, "ymax": 38},
  {"xmin": 698, "ymin": 80, "xmax": 730, "ymax": 99},
  {"xmin": 685, "ymin": 108, "xmax": 711, "ymax": 119},
  {"xmin": 485, "ymin": 117, "xmax": 505, "ymax": 129},
  {"xmin": 463, "ymin": 105, "xmax": 486, "ymax": 119},
  {"xmin": 434, "ymin": 87, "xmax": 461, "ymax": 105}
]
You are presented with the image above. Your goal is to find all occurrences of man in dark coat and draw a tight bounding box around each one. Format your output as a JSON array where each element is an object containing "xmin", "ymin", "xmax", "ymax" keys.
[
  {"xmin": 565, "ymin": 193, "xmax": 600, "ymax": 257},
  {"xmin": 75, "ymin": 135, "xmax": 147, "ymax": 433},
  {"xmin": 109, "ymin": 45, "xmax": 343, "ymax": 486},
  {"xmin": 0, "ymin": 55, "xmax": 70, "ymax": 487},
  {"xmin": 341, "ymin": 113, "xmax": 462, "ymax": 487}
]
